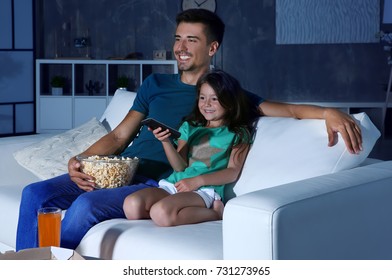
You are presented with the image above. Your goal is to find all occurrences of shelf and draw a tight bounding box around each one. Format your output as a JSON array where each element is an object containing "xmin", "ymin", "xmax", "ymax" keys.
[{"xmin": 36, "ymin": 59, "xmax": 178, "ymax": 132}]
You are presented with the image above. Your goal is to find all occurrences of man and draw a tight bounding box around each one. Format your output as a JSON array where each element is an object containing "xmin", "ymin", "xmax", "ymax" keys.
[{"xmin": 16, "ymin": 9, "xmax": 361, "ymax": 251}]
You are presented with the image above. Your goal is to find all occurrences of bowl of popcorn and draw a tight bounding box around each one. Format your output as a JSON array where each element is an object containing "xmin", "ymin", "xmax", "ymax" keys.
[{"xmin": 77, "ymin": 155, "xmax": 139, "ymax": 189}]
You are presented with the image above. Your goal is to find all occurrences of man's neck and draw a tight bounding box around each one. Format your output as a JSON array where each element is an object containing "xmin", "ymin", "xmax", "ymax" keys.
[{"xmin": 180, "ymin": 67, "xmax": 210, "ymax": 85}]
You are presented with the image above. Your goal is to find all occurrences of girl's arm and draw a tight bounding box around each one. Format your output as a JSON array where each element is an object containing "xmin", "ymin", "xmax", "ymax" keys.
[
  {"xmin": 152, "ymin": 127, "xmax": 188, "ymax": 172},
  {"xmin": 175, "ymin": 144, "xmax": 250, "ymax": 192}
]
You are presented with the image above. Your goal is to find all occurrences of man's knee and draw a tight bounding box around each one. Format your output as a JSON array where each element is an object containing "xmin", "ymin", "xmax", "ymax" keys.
[
  {"xmin": 21, "ymin": 181, "xmax": 47, "ymax": 202},
  {"xmin": 71, "ymin": 192, "xmax": 97, "ymax": 211}
]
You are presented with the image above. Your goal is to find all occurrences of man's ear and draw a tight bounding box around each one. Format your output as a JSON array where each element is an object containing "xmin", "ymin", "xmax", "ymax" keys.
[{"xmin": 209, "ymin": 41, "xmax": 219, "ymax": 56}]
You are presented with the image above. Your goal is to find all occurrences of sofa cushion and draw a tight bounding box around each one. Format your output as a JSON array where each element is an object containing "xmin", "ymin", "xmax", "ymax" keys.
[
  {"xmin": 99, "ymin": 89, "xmax": 137, "ymax": 131},
  {"xmin": 13, "ymin": 118, "xmax": 108, "ymax": 180},
  {"xmin": 231, "ymin": 112, "xmax": 380, "ymax": 197},
  {"xmin": 76, "ymin": 219, "xmax": 223, "ymax": 260}
]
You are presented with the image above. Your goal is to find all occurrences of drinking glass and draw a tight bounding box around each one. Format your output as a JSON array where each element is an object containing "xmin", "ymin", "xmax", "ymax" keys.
[{"xmin": 37, "ymin": 207, "xmax": 61, "ymax": 247}]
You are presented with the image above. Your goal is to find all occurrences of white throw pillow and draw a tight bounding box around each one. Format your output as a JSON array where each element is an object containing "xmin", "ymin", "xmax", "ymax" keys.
[
  {"xmin": 99, "ymin": 89, "xmax": 137, "ymax": 131},
  {"xmin": 231, "ymin": 112, "xmax": 380, "ymax": 197},
  {"xmin": 13, "ymin": 118, "xmax": 108, "ymax": 180}
]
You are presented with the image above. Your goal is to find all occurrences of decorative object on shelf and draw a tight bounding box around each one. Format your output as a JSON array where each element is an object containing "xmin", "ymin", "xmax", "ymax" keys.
[
  {"xmin": 117, "ymin": 76, "xmax": 129, "ymax": 90},
  {"xmin": 74, "ymin": 28, "xmax": 91, "ymax": 58},
  {"xmin": 153, "ymin": 50, "xmax": 168, "ymax": 60},
  {"xmin": 50, "ymin": 76, "xmax": 65, "ymax": 96},
  {"xmin": 85, "ymin": 80, "xmax": 104, "ymax": 95},
  {"xmin": 182, "ymin": 0, "xmax": 216, "ymax": 12},
  {"xmin": 378, "ymin": 31, "xmax": 392, "ymax": 45},
  {"xmin": 74, "ymin": 37, "xmax": 91, "ymax": 48}
]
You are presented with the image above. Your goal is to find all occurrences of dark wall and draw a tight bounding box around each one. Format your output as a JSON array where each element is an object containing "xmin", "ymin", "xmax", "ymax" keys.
[{"xmin": 36, "ymin": 0, "xmax": 389, "ymax": 102}]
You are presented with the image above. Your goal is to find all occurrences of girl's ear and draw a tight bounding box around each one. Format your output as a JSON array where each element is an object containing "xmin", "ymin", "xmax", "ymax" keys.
[{"xmin": 209, "ymin": 41, "xmax": 219, "ymax": 57}]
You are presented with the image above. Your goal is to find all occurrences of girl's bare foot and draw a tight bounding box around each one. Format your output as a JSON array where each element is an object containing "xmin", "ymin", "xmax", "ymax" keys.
[{"xmin": 212, "ymin": 200, "xmax": 225, "ymax": 220}]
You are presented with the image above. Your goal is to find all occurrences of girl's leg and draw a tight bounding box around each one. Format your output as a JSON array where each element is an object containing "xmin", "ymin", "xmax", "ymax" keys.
[
  {"xmin": 150, "ymin": 192, "xmax": 222, "ymax": 227},
  {"xmin": 212, "ymin": 200, "xmax": 225, "ymax": 219},
  {"xmin": 16, "ymin": 174, "xmax": 83, "ymax": 251},
  {"xmin": 123, "ymin": 188, "xmax": 169, "ymax": 220},
  {"xmin": 60, "ymin": 181, "xmax": 157, "ymax": 250}
]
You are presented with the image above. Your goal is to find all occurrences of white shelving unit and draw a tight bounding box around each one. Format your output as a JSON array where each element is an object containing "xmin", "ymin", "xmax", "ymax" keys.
[{"xmin": 36, "ymin": 59, "xmax": 178, "ymax": 132}]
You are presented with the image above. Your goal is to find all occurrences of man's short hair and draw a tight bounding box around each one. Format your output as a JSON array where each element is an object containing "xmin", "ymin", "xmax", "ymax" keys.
[{"xmin": 176, "ymin": 9, "xmax": 225, "ymax": 46}]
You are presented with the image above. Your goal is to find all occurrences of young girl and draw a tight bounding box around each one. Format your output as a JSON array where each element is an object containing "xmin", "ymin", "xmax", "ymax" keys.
[{"xmin": 123, "ymin": 70, "xmax": 259, "ymax": 226}]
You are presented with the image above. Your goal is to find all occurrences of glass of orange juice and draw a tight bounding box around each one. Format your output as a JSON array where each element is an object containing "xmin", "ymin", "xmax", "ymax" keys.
[{"xmin": 37, "ymin": 207, "xmax": 61, "ymax": 247}]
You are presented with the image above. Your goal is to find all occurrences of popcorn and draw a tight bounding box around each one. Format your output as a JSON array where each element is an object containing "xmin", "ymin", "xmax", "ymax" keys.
[{"xmin": 78, "ymin": 155, "xmax": 139, "ymax": 189}]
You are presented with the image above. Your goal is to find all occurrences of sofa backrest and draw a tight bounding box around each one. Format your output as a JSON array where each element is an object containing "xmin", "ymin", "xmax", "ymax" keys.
[
  {"xmin": 99, "ymin": 89, "xmax": 137, "ymax": 131},
  {"xmin": 99, "ymin": 90, "xmax": 381, "ymax": 201},
  {"xmin": 226, "ymin": 113, "xmax": 381, "ymax": 200}
]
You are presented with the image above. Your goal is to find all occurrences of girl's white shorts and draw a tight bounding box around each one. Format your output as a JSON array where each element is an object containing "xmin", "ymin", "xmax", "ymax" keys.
[{"xmin": 158, "ymin": 179, "xmax": 221, "ymax": 208}]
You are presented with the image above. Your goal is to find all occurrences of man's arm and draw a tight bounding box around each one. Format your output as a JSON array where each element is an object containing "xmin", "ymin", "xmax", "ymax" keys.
[
  {"xmin": 68, "ymin": 110, "xmax": 145, "ymax": 191},
  {"xmin": 259, "ymin": 101, "xmax": 363, "ymax": 154}
]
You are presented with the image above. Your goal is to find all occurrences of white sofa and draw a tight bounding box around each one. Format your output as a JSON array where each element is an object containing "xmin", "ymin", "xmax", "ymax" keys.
[{"xmin": 1, "ymin": 89, "xmax": 391, "ymax": 260}]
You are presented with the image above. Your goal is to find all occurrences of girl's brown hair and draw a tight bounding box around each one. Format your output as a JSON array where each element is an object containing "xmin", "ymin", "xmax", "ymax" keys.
[{"xmin": 185, "ymin": 69, "xmax": 260, "ymax": 152}]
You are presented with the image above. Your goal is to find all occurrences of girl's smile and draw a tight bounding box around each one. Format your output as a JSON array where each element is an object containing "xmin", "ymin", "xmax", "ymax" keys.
[{"xmin": 198, "ymin": 83, "xmax": 225, "ymax": 127}]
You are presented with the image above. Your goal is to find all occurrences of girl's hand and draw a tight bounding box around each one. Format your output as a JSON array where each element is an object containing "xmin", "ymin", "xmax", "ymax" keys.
[
  {"xmin": 174, "ymin": 177, "xmax": 201, "ymax": 192},
  {"xmin": 151, "ymin": 127, "xmax": 172, "ymax": 142}
]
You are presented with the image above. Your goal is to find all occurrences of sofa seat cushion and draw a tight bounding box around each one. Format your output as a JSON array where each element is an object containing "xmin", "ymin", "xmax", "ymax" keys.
[{"xmin": 76, "ymin": 219, "xmax": 223, "ymax": 260}]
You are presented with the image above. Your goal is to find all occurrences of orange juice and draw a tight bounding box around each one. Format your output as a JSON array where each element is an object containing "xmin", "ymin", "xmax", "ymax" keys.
[{"xmin": 37, "ymin": 207, "xmax": 61, "ymax": 247}]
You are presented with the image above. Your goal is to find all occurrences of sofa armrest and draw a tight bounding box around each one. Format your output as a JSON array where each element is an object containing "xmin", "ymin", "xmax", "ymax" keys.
[{"xmin": 223, "ymin": 161, "xmax": 392, "ymax": 260}]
